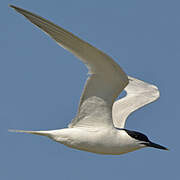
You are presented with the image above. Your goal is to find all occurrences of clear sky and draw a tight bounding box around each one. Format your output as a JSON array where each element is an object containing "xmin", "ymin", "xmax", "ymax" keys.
[{"xmin": 1, "ymin": 0, "xmax": 179, "ymax": 179}]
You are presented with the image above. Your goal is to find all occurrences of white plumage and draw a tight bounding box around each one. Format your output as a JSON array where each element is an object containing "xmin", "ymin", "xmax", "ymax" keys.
[{"xmin": 9, "ymin": 5, "xmax": 168, "ymax": 155}]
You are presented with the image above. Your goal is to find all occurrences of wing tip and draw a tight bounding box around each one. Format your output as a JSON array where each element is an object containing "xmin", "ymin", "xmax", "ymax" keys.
[
  {"xmin": 9, "ymin": 4, "xmax": 17, "ymax": 9},
  {"xmin": 9, "ymin": 4, "xmax": 28, "ymax": 15},
  {"xmin": 9, "ymin": 4, "xmax": 23, "ymax": 14}
]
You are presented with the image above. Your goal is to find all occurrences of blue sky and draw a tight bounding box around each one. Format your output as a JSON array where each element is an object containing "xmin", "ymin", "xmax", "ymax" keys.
[{"xmin": 1, "ymin": 0, "xmax": 179, "ymax": 179}]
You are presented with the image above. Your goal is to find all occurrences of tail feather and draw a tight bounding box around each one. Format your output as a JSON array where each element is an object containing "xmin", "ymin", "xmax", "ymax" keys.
[{"xmin": 8, "ymin": 129, "xmax": 51, "ymax": 137}]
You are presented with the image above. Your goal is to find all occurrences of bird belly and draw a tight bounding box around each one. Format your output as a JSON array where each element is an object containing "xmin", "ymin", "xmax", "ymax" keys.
[{"xmin": 53, "ymin": 128, "xmax": 140, "ymax": 155}]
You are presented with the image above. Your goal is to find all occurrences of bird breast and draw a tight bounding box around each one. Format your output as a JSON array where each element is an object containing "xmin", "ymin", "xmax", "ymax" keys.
[{"xmin": 51, "ymin": 127, "xmax": 139, "ymax": 155}]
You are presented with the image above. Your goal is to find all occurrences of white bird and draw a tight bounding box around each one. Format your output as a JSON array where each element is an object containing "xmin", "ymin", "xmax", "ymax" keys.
[{"xmin": 9, "ymin": 5, "xmax": 168, "ymax": 155}]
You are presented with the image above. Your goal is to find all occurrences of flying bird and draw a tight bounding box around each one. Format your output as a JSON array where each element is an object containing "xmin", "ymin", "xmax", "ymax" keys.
[{"xmin": 9, "ymin": 5, "xmax": 168, "ymax": 155}]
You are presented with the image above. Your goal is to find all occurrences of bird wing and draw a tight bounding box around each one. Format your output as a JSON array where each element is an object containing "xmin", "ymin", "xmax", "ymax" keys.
[
  {"xmin": 10, "ymin": 5, "xmax": 128, "ymax": 128},
  {"xmin": 112, "ymin": 76, "xmax": 160, "ymax": 128}
]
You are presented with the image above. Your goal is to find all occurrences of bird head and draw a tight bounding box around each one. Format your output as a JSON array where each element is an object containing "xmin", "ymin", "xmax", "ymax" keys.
[{"xmin": 124, "ymin": 129, "xmax": 169, "ymax": 151}]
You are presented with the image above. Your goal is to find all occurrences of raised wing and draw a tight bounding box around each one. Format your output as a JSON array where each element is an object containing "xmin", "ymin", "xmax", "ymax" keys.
[
  {"xmin": 10, "ymin": 5, "xmax": 128, "ymax": 128},
  {"xmin": 112, "ymin": 76, "xmax": 160, "ymax": 128}
]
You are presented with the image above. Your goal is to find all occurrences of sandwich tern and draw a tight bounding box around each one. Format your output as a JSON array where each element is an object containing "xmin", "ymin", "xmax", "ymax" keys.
[{"xmin": 9, "ymin": 5, "xmax": 168, "ymax": 155}]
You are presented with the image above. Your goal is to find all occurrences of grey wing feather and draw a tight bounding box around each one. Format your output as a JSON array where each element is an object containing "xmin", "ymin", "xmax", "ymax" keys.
[
  {"xmin": 112, "ymin": 76, "xmax": 160, "ymax": 128},
  {"xmin": 10, "ymin": 5, "xmax": 129, "ymax": 128}
]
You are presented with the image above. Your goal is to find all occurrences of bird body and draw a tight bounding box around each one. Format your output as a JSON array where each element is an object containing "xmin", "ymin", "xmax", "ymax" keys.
[
  {"xmin": 54, "ymin": 128, "xmax": 141, "ymax": 155},
  {"xmin": 12, "ymin": 127, "xmax": 141, "ymax": 155},
  {"xmin": 9, "ymin": 5, "xmax": 168, "ymax": 155}
]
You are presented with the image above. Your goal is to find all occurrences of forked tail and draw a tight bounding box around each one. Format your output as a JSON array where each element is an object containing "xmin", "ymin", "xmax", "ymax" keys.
[{"xmin": 8, "ymin": 129, "xmax": 51, "ymax": 137}]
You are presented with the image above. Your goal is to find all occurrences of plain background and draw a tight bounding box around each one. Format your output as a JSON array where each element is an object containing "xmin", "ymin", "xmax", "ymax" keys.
[{"xmin": 1, "ymin": 0, "xmax": 179, "ymax": 179}]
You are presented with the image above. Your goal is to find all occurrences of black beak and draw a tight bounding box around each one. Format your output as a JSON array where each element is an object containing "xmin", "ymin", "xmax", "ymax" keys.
[{"xmin": 145, "ymin": 141, "xmax": 169, "ymax": 151}]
